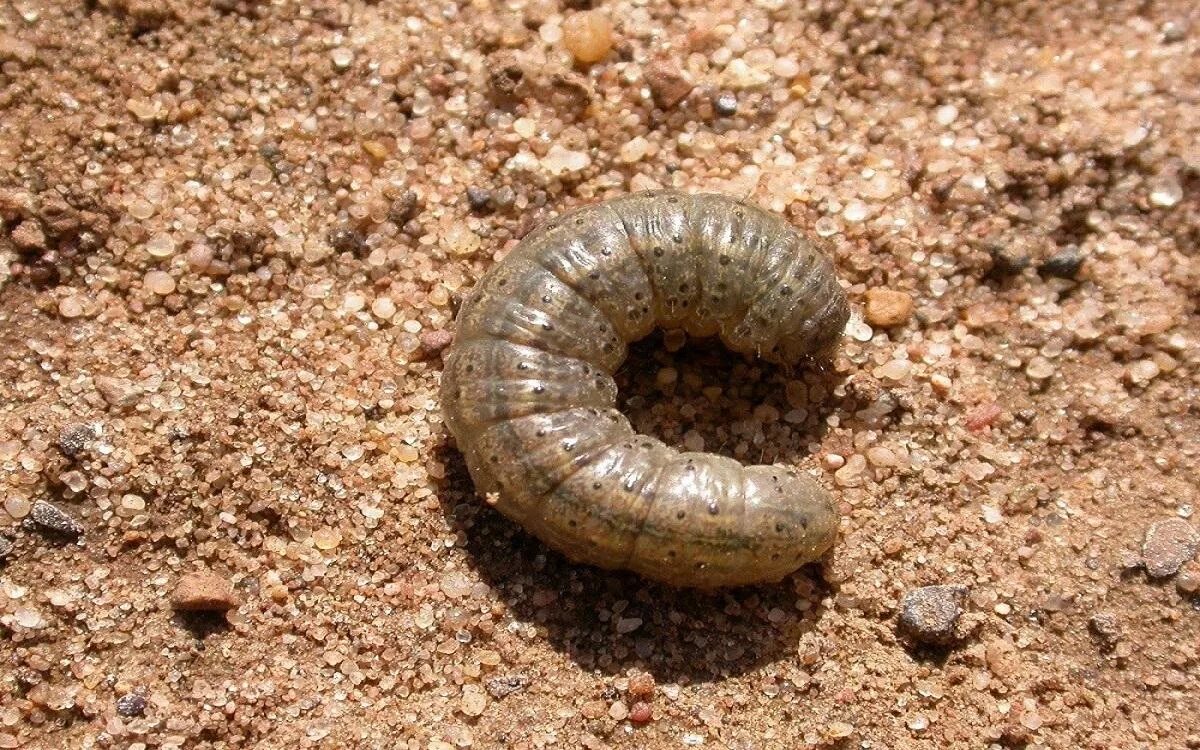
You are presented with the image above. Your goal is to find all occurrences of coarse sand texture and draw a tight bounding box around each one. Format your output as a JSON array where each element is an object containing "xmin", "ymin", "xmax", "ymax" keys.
[{"xmin": 0, "ymin": 0, "xmax": 1198, "ymax": 748}]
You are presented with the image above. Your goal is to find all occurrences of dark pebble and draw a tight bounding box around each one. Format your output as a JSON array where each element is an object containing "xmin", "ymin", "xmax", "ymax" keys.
[
  {"xmin": 57, "ymin": 423, "xmax": 95, "ymax": 458},
  {"xmin": 986, "ymin": 247, "xmax": 1030, "ymax": 277},
  {"xmin": 327, "ymin": 226, "xmax": 365, "ymax": 254},
  {"xmin": 25, "ymin": 500, "xmax": 84, "ymax": 537},
  {"xmin": 0, "ymin": 535, "xmax": 13, "ymax": 560},
  {"xmin": 488, "ymin": 55, "xmax": 526, "ymax": 98},
  {"xmin": 713, "ymin": 91, "xmax": 738, "ymax": 116},
  {"xmin": 230, "ymin": 226, "xmax": 263, "ymax": 254},
  {"xmin": 897, "ymin": 584, "xmax": 968, "ymax": 645},
  {"xmin": 466, "ymin": 186, "xmax": 493, "ymax": 212},
  {"xmin": 388, "ymin": 191, "xmax": 420, "ymax": 226},
  {"xmin": 485, "ymin": 674, "xmax": 529, "ymax": 699},
  {"xmin": 115, "ymin": 693, "xmax": 147, "ymax": 717},
  {"xmin": 1038, "ymin": 248, "xmax": 1084, "ymax": 279}
]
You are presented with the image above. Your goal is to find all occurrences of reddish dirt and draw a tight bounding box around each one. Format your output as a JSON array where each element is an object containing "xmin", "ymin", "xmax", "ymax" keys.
[{"xmin": 1, "ymin": 1, "xmax": 1198, "ymax": 748}]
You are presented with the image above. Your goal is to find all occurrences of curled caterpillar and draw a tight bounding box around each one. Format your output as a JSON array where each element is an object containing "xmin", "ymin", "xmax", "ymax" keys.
[{"xmin": 441, "ymin": 190, "xmax": 849, "ymax": 587}]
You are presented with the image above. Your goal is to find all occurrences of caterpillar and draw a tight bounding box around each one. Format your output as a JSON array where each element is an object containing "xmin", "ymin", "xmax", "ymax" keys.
[{"xmin": 440, "ymin": 190, "xmax": 849, "ymax": 587}]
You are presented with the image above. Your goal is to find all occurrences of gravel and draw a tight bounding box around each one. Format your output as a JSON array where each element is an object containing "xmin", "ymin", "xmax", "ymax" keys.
[
  {"xmin": 115, "ymin": 693, "xmax": 147, "ymax": 718},
  {"xmin": 897, "ymin": 585, "xmax": 969, "ymax": 645},
  {"xmin": 644, "ymin": 62, "xmax": 694, "ymax": 109},
  {"xmin": 55, "ymin": 423, "xmax": 95, "ymax": 458},
  {"xmin": 1088, "ymin": 612, "xmax": 1122, "ymax": 650},
  {"xmin": 712, "ymin": 91, "xmax": 738, "ymax": 117},
  {"xmin": 24, "ymin": 501, "xmax": 83, "ymax": 537},
  {"xmin": 466, "ymin": 186, "xmax": 493, "ymax": 213},
  {"xmin": 170, "ymin": 572, "xmax": 239, "ymax": 612},
  {"xmin": 1142, "ymin": 518, "xmax": 1199, "ymax": 579},
  {"xmin": 485, "ymin": 675, "xmax": 530, "ymax": 700},
  {"xmin": 863, "ymin": 289, "xmax": 915, "ymax": 328},
  {"xmin": 1038, "ymin": 248, "xmax": 1085, "ymax": 280}
]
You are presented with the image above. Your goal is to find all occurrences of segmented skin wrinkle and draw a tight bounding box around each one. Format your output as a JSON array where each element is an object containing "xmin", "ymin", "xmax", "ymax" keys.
[{"xmin": 441, "ymin": 190, "xmax": 850, "ymax": 587}]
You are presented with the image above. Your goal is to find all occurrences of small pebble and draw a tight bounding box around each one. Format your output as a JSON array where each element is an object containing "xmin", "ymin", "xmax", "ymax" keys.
[
  {"xmin": 120, "ymin": 494, "xmax": 146, "ymax": 513},
  {"xmin": 987, "ymin": 247, "xmax": 1030, "ymax": 277},
  {"xmin": 143, "ymin": 270, "xmax": 176, "ymax": 295},
  {"xmin": 616, "ymin": 616, "xmax": 643, "ymax": 634},
  {"xmin": 13, "ymin": 607, "xmax": 45, "ymax": 629},
  {"xmin": 713, "ymin": 91, "xmax": 738, "ymax": 116},
  {"xmin": 874, "ymin": 359, "xmax": 912, "ymax": 381},
  {"xmin": 25, "ymin": 500, "xmax": 84, "ymax": 537},
  {"xmin": 418, "ymin": 329, "xmax": 454, "ymax": 359},
  {"xmin": 388, "ymin": 191, "xmax": 420, "ymax": 225},
  {"xmin": 843, "ymin": 200, "xmax": 869, "ymax": 222},
  {"xmin": 629, "ymin": 702, "xmax": 652, "ymax": 723},
  {"xmin": 0, "ymin": 535, "xmax": 13, "ymax": 560},
  {"xmin": 1024, "ymin": 357, "xmax": 1055, "ymax": 380},
  {"xmin": 312, "ymin": 527, "xmax": 342, "ymax": 550},
  {"xmin": 1161, "ymin": 19, "xmax": 1188, "ymax": 42},
  {"xmin": 628, "ymin": 673, "xmax": 655, "ymax": 701},
  {"xmin": 371, "ymin": 297, "xmax": 397, "ymax": 320},
  {"xmin": 833, "ymin": 454, "xmax": 867, "ymax": 487},
  {"xmin": 562, "ymin": 11, "xmax": 613, "ymax": 64},
  {"xmin": 4, "ymin": 496, "xmax": 31, "ymax": 520},
  {"xmin": 58, "ymin": 295, "xmax": 85, "ymax": 318},
  {"xmin": 328, "ymin": 226, "xmax": 365, "ymax": 254},
  {"xmin": 1148, "ymin": 174, "xmax": 1182, "ymax": 207},
  {"xmin": 145, "ymin": 233, "xmax": 175, "ymax": 258},
  {"xmin": 115, "ymin": 693, "xmax": 147, "ymax": 718},
  {"xmin": 1141, "ymin": 518, "xmax": 1198, "ymax": 579},
  {"xmin": 1175, "ymin": 563, "xmax": 1199, "ymax": 595},
  {"xmin": 10, "ymin": 219, "xmax": 45, "ymax": 251},
  {"xmin": 485, "ymin": 675, "xmax": 529, "ymax": 700},
  {"xmin": 618, "ymin": 136, "xmax": 650, "ymax": 163},
  {"xmin": 864, "ymin": 288, "xmax": 914, "ymax": 327},
  {"xmin": 655, "ymin": 367, "xmax": 678, "ymax": 390},
  {"xmin": 330, "ymin": 47, "xmax": 354, "ymax": 71},
  {"xmin": 95, "ymin": 375, "xmax": 141, "ymax": 408},
  {"xmin": 1038, "ymin": 248, "xmax": 1084, "ymax": 279},
  {"xmin": 57, "ymin": 423, "xmax": 95, "ymax": 458},
  {"xmin": 170, "ymin": 571, "xmax": 239, "ymax": 611},
  {"xmin": 541, "ymin": 144, "xmax": 591, "ymax": 175},
  {"xmin": 466, "ymin": 186, "xmax": 492, "ymax": 212},
  {"xmin": 898, "ymin": 584, "xmax": 968, "ymax": 645},
  {"xmin": 1126, "ymin": 359, "xmax": 1160, "ymax": 386},
  {"xmin": 1088, "ymin": 612, "xmax": 1121, "ymax": 650},
  {"xmin": 460, "ymin": 685, "xmax": 488, "ymax": 716},
  {"xmin": 934, "ymin": 104, "xmax": 959, "ymax": 125},
  {"xmin": 644, "ymin": 62, "xmax": 693, "ymax": 108}
]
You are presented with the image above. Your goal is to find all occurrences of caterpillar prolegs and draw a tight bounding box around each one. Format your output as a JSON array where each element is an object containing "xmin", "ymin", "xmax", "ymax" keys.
[{"xmin": 441, "ymin": 191, "xmax": 849, "ymax": 587}]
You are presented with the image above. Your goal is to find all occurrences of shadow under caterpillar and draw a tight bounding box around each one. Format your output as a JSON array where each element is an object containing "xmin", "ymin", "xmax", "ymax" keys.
[{"xmin": 441, "ymin": 190, "xmax": 849, "ymax": 587}]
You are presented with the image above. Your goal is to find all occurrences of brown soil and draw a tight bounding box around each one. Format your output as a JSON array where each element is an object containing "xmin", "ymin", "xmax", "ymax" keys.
[{"xmin": 1, "ymin": 1, "xmax": 1198, "ymax": 748}]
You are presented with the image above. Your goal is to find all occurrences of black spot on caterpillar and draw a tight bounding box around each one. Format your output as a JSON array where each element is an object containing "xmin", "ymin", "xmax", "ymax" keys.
[{"xmin": 441, "ymin": 190, "xmax": 848, "ymax": 587}]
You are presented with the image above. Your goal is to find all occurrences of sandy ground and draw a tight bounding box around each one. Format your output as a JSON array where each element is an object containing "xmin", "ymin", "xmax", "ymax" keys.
[{"xmin": 1, "ymin": 0, "xmax": 1199, "ymax": 748}]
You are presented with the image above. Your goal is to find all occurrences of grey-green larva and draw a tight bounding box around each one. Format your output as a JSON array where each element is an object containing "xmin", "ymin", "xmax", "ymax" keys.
[{"xmin": 441, "ymin": 190, "xmax": 849, "ymax": 587}]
